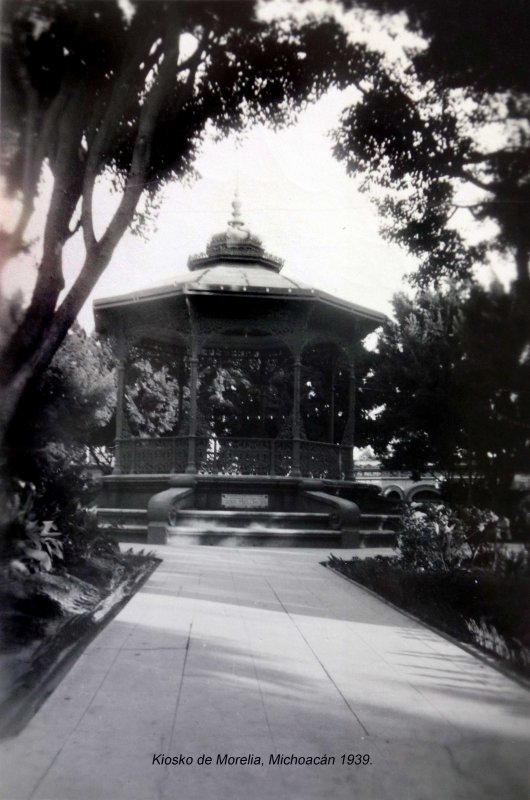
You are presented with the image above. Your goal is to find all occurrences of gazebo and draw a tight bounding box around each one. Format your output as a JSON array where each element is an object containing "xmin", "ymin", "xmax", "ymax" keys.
[{"xmin": 94, "ymin": 195, "xmax": 386, "ymax": 546}]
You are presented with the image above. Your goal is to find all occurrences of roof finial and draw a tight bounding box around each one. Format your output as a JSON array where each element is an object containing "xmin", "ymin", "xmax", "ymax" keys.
[{"xmin": 229, "ymin": 184, "xmax": 244, "ymax": 229}]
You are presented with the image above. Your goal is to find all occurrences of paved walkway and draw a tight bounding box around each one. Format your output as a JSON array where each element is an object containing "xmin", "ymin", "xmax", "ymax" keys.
[{"xmin": 1, "ymin": 545, "xmax": 529, "ymax": 800}]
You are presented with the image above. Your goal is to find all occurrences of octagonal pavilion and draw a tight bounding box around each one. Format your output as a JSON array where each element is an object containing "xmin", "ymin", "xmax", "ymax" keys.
[{"xmin": 94, "ymin": 195, "xmax": 386, "ymax": 546}]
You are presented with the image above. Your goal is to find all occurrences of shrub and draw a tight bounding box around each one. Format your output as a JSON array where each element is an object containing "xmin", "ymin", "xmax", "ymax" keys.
[
  {"xmin": 5, "ymin": 482, "xmax": 64, "ymax": 576},
  {"xmin": 397, "ymin": 502, "xmax": 506, "ymax": 571}
]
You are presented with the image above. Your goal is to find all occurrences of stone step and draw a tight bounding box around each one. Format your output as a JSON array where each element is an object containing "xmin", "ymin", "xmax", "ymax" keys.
[
  {"xmin": 97, "ymin": 508, "xmax": 147, "ymax": 519},
  {"xmin": 98, "ymin": 522, "xmax": 148, "ymax": 543},
  {"xmin": 358, "ymin": 513, "xmax": 400, "ymax": 531},
  {"xmin": 359, "ymin": 531, "xmax": 397, "ymax": 547},
  {"xmin": 174, "ymin": 510, "xmax": 332, "ymax": 530},
  {"xmin": 96, "ymin": 507, "xmax": 399, "ymax": 548},
  {"xmin": 167, "ymin": 526, "xmax": 342, "ymax": 548}
]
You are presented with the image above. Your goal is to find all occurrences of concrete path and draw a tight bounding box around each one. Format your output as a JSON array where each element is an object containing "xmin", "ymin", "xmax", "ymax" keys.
[{"xmin": 1, "ymin": 545, "xmax": 529, "ymax": 800}]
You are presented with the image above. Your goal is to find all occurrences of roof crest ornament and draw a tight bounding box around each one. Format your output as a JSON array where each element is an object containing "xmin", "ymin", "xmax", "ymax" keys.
[
  {"xmin": 226, "ymin": 187, "xmax": 250, "ymax": 243},
  {"xmin": 187, "ymin": 190, "xmax": 284, "ymax": 272}
]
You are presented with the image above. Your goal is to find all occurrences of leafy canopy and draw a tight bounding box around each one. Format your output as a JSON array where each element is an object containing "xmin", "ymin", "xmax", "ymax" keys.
[{"xmin": 334, "ymin": 0, "xmax": 530, "ymax": 289}]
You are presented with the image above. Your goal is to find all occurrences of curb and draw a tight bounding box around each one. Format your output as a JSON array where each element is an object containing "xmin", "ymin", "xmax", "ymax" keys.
[
  {"xmin": 322, "ymin": 559, "xmax": 530, "ymax": 692},
  {"xmin": 0, "ymin": 556, "xmax": 161, "ymax": 739}
]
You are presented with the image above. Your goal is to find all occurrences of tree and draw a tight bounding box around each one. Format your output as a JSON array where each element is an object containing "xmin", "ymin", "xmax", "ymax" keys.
[
  {"xmin": 364, "ymin": 284, "xmax": 530, "ymax": 505},
  {"xmin": 334, "ymin": 0, "xmax": 530, "ymax": 293},
  {"xmin": 1, "ymin": 307, "xmax": 117, "ymax": 522},
  {"xmin": 0, "ymin": 0, "xmax": 370, "ymax": 454}
]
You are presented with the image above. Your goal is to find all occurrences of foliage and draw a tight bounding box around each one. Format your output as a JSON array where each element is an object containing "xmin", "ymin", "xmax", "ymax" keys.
[
  {"xmin": 6, "ymin": 320, "xmax": 116, "ymax": 518},
  {"xmin": 0, "ymin": 0, "xmax": 374, "ymax": 461},
  {"xmin": 334, "ymin": 0, "xmax": 530, "ymax": 290},
  {"xmin": 0, "ymin": 297, "xmax": 115, "ymax": 545},
  {"xmin": 363, "ymin": 283, "xmax": 530, "ymax": 503},
  {"xmin": 396, "ymin": 502, "xmax": 505, "ymax": 572},
  {"xmin": 350, "ymin": 0, "xmax": 530, "ymax": 96},
  {"xmin": 1, "ymin": 292, "xmax": 117, "ymax": 469},
  {"xmin": 12, "ymin": 519, "xmax": 64, "ymax": 576},
  {"xmin": 28, "ymin": 324, "xmax": 116, "ymax": 454},
  {"xmin": 198, "ymin": 347, "xmax": 293, "ymax": 438},
  {"xmin": 125, "ymin": 359, "xmax": 181, "ymax": 437},
  {"xmin": 5, "ymin": 481, "xmax": 64, "ymax": 576}
]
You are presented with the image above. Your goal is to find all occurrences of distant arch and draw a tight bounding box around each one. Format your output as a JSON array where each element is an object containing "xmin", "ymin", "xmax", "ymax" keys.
[
  {"xmin": 406, "ymin": 484, "xmax": 441, "ymax": 502},
  {"xmin": 383, "ymin": 486, "xmax": 405, "ymax": 501}
]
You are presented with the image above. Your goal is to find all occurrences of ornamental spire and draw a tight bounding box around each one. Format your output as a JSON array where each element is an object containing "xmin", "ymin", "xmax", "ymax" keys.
[{"xmin": 229, "ymin": 187, "xmax": 244, "ymax": 230}]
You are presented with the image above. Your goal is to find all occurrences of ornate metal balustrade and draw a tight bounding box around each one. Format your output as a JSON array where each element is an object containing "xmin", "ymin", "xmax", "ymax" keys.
[
  {"xmin": 117, "ymin": 436, "xmax": 188, "ymax": 474},
  {"xmin": 300, "ymin": 441, "xmax": 348, "ymax": 480},
  {"xmin": 116, "ymin": 435, "xmax": 349, "ymax": 478}
]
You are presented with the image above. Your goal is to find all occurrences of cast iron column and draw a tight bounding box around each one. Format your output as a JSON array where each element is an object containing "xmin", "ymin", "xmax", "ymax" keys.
[
  {"xmin": 291, "ymin": 352, "xmax": 302, "ymax": 477},
  {"xmin": 186, "ymin": 336, "xmax": 199, "ymax": 474},
  {"xmin": 343, "ymin": 358, "xmax": 356, "ymax": 480},
  {"xmin": 112, "ymin": 320, "xmax": 129, "ymax": 475},
  {"xmin": 328, "ymin": 357, "xmax": 336, "ymax": 443},
  {"xmin": 113, "ymin": 358, "xmax": 127, "ymax": 474}
]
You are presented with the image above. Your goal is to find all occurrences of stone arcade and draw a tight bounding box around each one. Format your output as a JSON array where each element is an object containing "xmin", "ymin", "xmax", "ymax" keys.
[{"xmin": 94, "ymin": 195, "xmax": 386, "ymax": 546}]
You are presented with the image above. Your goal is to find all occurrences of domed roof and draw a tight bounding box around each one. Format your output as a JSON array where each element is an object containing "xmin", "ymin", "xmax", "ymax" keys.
[
  {"xmin": 188, "ymin": 191, "xmax": 283, "ymax": 273},
  {"xmin": 93, "ymin": 191, "xmax": 386, "ymax": 331}
]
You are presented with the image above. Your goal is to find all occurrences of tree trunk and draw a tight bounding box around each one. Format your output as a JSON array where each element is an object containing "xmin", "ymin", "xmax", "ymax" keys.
[
  {"xmin": 514, "ymin": 243, "xmax": 530, "ymax": 295},
  {"xmin": 0, "ymin": 243, "xmax": 112, "ymax": 454}
]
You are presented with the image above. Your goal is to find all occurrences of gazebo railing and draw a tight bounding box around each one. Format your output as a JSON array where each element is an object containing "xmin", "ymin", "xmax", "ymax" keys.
[
  {"xmin": 117, "ymin": 436, "xmax": 188, "ymax": 474},
  {"xmin": 116, "ymin": 435, "xmax": 350, "ymax": 479}
]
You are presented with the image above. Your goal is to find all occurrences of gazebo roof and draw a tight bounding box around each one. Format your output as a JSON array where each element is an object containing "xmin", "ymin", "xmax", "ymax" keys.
[{"xmin": 93, "ymin": 192, "xmax": 386, "ymax": 326}]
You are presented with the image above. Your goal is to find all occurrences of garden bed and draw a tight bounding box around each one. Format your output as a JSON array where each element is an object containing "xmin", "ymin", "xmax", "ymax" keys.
[
  {"xmin": 0, "ymin": 542, "xmax": 160, "ymax": 738},
  {"xmin": 325, "ymin": 553, "xmax": 530, "ymax": 679}
]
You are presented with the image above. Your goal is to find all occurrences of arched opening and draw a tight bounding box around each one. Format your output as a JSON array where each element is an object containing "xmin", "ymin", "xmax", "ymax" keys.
[
  {"xmin": 384, "ymin": 488, "xmax": 404, "ymax": 502},
  {"xmin": 407, "ymin": 485, "xmax": 440, "ymax": 502}
]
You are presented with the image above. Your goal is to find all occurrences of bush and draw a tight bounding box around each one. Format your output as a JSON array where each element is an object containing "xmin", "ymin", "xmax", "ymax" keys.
[
  {"xmin": 4, "ymin": 481, "xmax": 65, "ymax": 576},
  {"xmin": 397, "ymin": 502, "xmax": 507, "ymax": 571}
]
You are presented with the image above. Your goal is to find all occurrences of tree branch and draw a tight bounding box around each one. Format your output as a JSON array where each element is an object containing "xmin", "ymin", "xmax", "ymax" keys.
[
  {"xmin": 98, "ymin": 26, "xmax": 209, "ymax": 254},
  {"xmin": 457, "ymin": 168, "xmax": 496, "ymax": 193},
  {"xmin": 45, "ymin": 26, "xmax": 211, "ymax": 379}
]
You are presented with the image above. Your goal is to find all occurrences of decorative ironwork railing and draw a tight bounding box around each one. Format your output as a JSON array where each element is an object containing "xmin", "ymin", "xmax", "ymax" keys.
[
  {"xmin": 117, "ymin": 436, "xmax": 188, "ymax": 474},
  {"xmin": 116, "ymin": 436, "xmax": 350, "ymax": 479},
  {"xmin": 300, "ymin": 441, "xmax": 349, "ymax": 480}
]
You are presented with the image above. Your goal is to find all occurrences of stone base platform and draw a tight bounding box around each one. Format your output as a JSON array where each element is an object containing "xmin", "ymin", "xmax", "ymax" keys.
[{"xmin": 97, "ymin": 474, "xmax": 360, "ymax": 547}]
